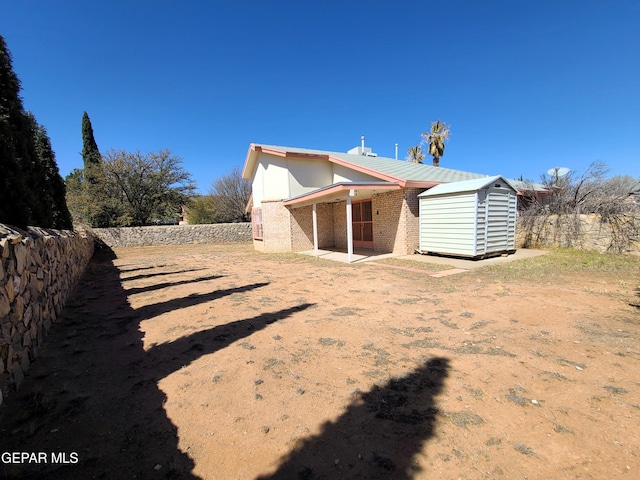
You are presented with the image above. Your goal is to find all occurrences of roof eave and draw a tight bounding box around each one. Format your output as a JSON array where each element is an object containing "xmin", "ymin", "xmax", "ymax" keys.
[{"xmin": 282, "ymin": 182, "xmax": 401, "ymax": 207}]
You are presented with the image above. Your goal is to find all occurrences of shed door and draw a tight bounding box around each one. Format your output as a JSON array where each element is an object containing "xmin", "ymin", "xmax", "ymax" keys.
[{"xmin": 352, "ymin": 200, "xmax": 373, "ymax": 249}]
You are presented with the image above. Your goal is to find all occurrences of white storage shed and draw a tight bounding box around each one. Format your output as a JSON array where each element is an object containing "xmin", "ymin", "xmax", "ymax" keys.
[{"xmin": 418, "ymin": 175, "xmax": 517, "ymax": 258}]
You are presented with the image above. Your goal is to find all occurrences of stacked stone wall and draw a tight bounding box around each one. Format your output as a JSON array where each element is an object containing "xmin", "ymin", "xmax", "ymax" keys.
[
  {"xmin": 516, "ymin": 214, "xmax": 640, "ymax": 254},
  {"xmin": 0, "ymin": 224, "xmax": 94, "ymax": 404},
  {"xmin": 92, "ymin": 223, "xmax": 251, "ymax": 248}
]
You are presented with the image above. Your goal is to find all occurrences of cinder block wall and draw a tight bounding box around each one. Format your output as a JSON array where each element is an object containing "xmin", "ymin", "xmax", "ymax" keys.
[{"xmin": 0, "ymin": 224, "xmax": 94, "ymax": 403}]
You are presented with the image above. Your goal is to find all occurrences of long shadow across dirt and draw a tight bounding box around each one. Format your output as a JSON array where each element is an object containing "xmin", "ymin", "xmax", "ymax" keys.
[
  {"xmin": 259, "ymin": 357, "xmax": 449, "ymax": 479},
  {"xmin": 0, "ymin": 247, "xmax": 312, "ymax": 479}
]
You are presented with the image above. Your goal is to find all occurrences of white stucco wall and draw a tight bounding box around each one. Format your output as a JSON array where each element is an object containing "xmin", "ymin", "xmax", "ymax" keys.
[
  {"xmin": 332, "ymin": 164, "xmax": 380, "ymax": 183},
  {"xmin": 252, "ymin": 153, "xmax": 378, "ymax": 206}
]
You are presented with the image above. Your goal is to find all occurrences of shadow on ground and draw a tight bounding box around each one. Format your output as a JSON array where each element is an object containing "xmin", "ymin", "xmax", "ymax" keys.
[
  {"xmin": 0, "ymin": 246, "xmax": 312, "ymax": 479},
  {"xmin": 259, "ymin": 357, "xmax": 449, "ymax": 479}
]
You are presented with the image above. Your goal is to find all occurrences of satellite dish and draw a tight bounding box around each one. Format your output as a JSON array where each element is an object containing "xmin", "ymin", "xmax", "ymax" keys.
[{"xmin": 547, "ymin": 167, "xmax": 569, "ymax": 177}]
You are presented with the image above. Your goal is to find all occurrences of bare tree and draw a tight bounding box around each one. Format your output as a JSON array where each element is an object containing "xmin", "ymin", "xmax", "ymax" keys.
[
  {"xmin": 102, "ymin": 148, "xmax": 195, "ymax": 226},
  {"xmin": 210, "ymin": 166, "xmax": 251, "ymax": 222},
  {"xmin": 519, "ymin": 161, "xmax": 640, "ymax": 253}
]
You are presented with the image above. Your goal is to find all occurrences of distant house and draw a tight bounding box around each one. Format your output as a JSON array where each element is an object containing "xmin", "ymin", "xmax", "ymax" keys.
[{"xmin": 241, "ymin": 142, "xmax": 536, "ymax": 260}]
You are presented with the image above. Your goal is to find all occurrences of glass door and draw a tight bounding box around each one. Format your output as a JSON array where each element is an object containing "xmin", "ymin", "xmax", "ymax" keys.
[{"xmin": 352, "ymin": 200, "xmax": 373, "ymax": 249}]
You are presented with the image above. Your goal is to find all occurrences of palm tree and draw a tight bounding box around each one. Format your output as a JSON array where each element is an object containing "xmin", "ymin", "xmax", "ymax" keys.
[
  {"xmin": 422, "ymin": 120, "xmax": 450, "ymax": 167},
  {"xmin": 406, "ymin": 145, "xmax": 425, "ymax": 163}
]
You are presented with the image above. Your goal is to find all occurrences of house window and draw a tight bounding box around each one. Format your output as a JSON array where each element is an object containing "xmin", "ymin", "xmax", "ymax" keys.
[{"xmin": 252, "ymin": 208, "xmax": 263, "ymax": 240}]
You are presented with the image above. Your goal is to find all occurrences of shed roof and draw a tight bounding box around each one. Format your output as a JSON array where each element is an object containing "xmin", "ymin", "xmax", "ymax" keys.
[{"xmin": 418, "ymin": 175, "xmax": 516, "ymax": 197}]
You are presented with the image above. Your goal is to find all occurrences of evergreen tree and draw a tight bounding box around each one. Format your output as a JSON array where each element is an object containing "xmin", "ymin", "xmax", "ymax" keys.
[
  {"xmin": 81, "ymin": 111, "xmax": 101, "ymax": 184},
  {"xmin": 33, "ymin": 121, "xmax": 73, "ymax": 229},
  {"xmin": 0, "ymin": 35, "xmax": 74, "ymax": 230},
  {"xmin": 0, "ymin": 34, "xmax": 32, "ymax": 228}
]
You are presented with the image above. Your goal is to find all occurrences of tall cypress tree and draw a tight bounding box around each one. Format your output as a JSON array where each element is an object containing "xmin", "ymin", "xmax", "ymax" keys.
[
  {"xmin": 81, "ymin": 111, "xmax": 101, "ymax": 184},
  {"xmin": 33, "ymin": 121, "xmax": 73, "ymax": 229},
  {"xmin": 0, "ymin": 34, "xmax": 32, "ymax": 228}
]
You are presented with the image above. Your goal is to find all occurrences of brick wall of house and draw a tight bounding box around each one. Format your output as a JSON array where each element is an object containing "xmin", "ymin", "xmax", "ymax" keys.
[
  {"xmin": 290, "ymin": 203, "xmax": 337, "ymax": 251},
  {"xmin": 369, "ymin": 188, "xmax": 424, "ymax": 255},
  {"xmin": 258, "ymin": 189, "xmax": 424, "ymax": 255},
  {"xmin": 333, "ymin": 201, "xmax": 348, "ymax": 250},
  {"xmin": 259, "ymin": 200, "xmax": 292, "ymax": 252},
  {"xmin": 402, "ymin": 188, "xmax": 424, "ymax": 254},
  {"xmin": 372, "ymin": 190, "xmax": 404, "ymax": 253},
  {"xmin": 290, "ymin": 206, "xmax": 314, "ymax": 251},
  {"xmin": 316, "ymin": 203, "xmax": 335, "ymax": 249}
]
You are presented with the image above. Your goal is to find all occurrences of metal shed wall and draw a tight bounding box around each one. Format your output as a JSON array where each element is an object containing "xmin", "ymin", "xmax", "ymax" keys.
[
  {"xmin": 419, "ymin": 192, "xmax": 478, "ymax": 256},
  {"xmin": 419, "ymin": 176, "xmax": 517, "ymax": 258}
]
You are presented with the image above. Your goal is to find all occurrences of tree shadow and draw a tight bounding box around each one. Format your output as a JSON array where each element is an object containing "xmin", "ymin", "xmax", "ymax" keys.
[
  {"xmin": 121, "ymin": 267, "xmax": 208, "ymax": 282},
  {"xmin": 124, "ymin": 274, "xmax": 225, "ymax": 296},
  {"xmin": 145, "ymin": 304, "xmax": 314, "ymax": 381},
  {"xmin": 0, "ymin": 246, "xmax": 310, "ymax": 479},
  {"xmin": 134, "ymin": 282, "xmax": 269, "ymax": 322},
  {"xmin": 258, "ymin": 357, "xmax": 450, "ymax": 479}
]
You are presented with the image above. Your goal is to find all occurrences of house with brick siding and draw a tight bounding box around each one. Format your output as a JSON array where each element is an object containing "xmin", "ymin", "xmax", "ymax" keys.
[{"xmin": 242, "ymin": 143, "xmax": 510, "ymax": 260}]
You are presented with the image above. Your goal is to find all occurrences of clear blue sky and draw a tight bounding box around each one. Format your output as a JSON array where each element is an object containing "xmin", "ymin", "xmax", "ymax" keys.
[{"xmin": 3, "ymin": 0, "xmax": 639, "ymax": 193}]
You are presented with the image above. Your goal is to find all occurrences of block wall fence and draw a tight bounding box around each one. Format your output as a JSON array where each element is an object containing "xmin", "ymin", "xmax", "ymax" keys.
[{"xmin": 0, "ymin": 224, "xmax": 95, "ymax": 404}]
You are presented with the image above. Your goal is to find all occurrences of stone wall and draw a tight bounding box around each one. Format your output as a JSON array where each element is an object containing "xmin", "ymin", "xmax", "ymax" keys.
[
  {"xmin": 0, "ymin": 224, "xmax": 95, "ymax": 404},
  {"xmin": 516, "ymin": 214, "xmax": 640, "ymax": 254},
  {"xmin": 92, "ymin": 223, "xmax": 252, "ymax": 248}
]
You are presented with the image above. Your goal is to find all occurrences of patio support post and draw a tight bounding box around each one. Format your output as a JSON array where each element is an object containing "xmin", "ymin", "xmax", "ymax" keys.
[
  {"xmin": 346, "ymin": 190, "xmax": 354, "ymax": 263},
  {"xmin": 312, "ymin": 202, "xmax": 318, "ymax": 255}
]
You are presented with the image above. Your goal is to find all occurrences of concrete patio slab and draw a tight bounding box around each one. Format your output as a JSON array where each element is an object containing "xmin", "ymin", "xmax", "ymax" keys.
[{"xmin": 299, "ymin": 248, "xmax": 550, "ymax": 274}]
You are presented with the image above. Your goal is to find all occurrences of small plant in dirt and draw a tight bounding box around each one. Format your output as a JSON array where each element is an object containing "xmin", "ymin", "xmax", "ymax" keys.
[
  {"xmin": 556, "ymin": 358, "xmax": 586, "ymax": 369},
  {"xmin": 506, "ymin": 386, "xmax": 530, "ymax": 406},
  {"xmin": 444, "ymin": 411, "xmax": 484, "ymax": 428},
  {"xmin": 542, "ymin": 371, "xmax": 569, "ymax": 382},
  {"xmin": 439, "ymin": 318, "xmax": 459, "ymax": 329},
  {"xmin": 513, "ymin": 443, "xmax": 538, "ymax": 457},
  {"xmin": 361, "ymin": 342, "xmax": 391, "ymax": 366},
  {"xmin": 603, "ymin": 385, "xmax": 629, "ymax": 395},
  {"xmin": 318, "ymin": 338, "xmax": 345, "ymax": 347},
  {"xmin": 554, "ymin": 423, "xmax": 574, "ymax": 434}
]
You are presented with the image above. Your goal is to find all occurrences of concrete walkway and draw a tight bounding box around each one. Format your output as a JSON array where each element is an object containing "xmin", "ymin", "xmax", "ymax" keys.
[{"xmin": 299, "ymin": 248, "xmax": 550, "ymax": 276}]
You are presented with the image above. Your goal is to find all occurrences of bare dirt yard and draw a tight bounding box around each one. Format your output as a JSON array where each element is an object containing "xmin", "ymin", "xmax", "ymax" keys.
[{"xmin": 1, "ymin": 243, "xmax": 639, "ymax": 479}]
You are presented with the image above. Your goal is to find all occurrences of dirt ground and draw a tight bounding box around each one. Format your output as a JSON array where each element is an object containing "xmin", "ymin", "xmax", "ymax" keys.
[{"xmin": 0, "ymin": 243, "xmax": 639, "ymax": 479}]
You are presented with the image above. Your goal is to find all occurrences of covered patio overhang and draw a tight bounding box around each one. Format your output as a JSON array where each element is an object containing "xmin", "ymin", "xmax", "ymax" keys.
[{"xmin": 282, "ymin": 182, "xmax": 402, "ymax": 263}]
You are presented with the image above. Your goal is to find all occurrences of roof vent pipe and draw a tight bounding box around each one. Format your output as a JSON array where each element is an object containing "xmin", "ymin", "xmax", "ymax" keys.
[
  {"xmin": 361, "ymin": 136, "xmax": 365, "ymax": 154},
  {"xmin": 395, "ymin": 143, "xmax": 398, "ymax": 160}
]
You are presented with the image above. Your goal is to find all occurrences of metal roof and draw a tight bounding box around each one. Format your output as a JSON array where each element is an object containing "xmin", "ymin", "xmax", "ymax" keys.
[
  {"xmin": 418, "ymin": 175, "xmax": 516, "ymax": 197},
  {"xmin": 255, "ymin": 144, "xmax": 490, "ymax": 184},
  {"xmin": 245, "ymin": 144, "xmax": 547, "ymax": 192}
]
